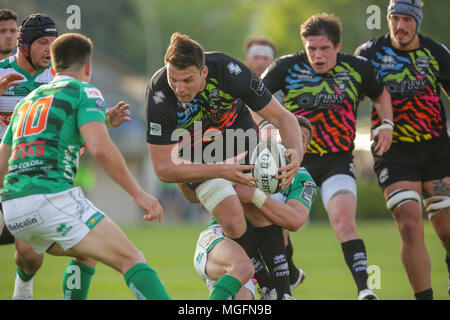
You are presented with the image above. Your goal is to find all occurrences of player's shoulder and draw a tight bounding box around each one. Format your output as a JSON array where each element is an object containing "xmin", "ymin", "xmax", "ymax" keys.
[
  {"xmin": 355, "ymin": 34, "xmax": 389, "ymax": 58},
  {"xmin": 419, "ymin": 34, "xmax": 450, "ymax": 56},
  {"xmin": 0, "ymin": 55, "xmax": 15, "ymax": 69},
  {"xmin": 276, "ymin": 52, "xmax": 305, "ymax": 67}
]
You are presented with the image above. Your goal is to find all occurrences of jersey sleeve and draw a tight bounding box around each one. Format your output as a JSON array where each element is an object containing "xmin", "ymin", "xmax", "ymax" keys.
[
  {"xmin": 145, "ymin": 81, "xmax": 179, "ymax": 145},
  {"xmin": 356, "ymin": 55, "xmax": 384, "ymax": 100},
  {"xmin": 76, "ymin": 85, "xmax": 107, "ymax": 129},
  {"xmin": 220, "ymin": 56, "xmax": 272, "ymax": 112},
  {"xmin": 261, "ymin": 58, "xmax": 287, "ymax": 94},
  {"xmin": 285, "ymin": 168, "xmax": 317, "ymax": 211},
  {"xmin": 436, "ymin": 43, "xmax": 450, "ymax": 90}
]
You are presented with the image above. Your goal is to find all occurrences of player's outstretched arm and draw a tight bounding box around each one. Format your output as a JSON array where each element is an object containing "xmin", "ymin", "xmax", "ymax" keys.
[
  {"xmin": 106, "ymin": 101, "xmax": 131, "ymax": 128},
  {"xmin": 148, "ymin": 143, "xmax": 257, "ymax": 186},
  {"xmin": 235, "ymin": 184, "xmax": 309, "ymax": 231},
  {"xmin": 81, "ymin": 121, "xmax": 162, "ymax": 222}
]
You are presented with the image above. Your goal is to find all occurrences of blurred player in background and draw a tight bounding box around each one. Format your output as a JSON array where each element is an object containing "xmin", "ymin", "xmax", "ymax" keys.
[
  {"xmin": 0, "ymin": 9, "xmax": 18, "ymax": 60},
  {"xmin": 355, "ymin": 0, "xmax": 450, "ymax": 299},
  {"xmin": 262, "ymin": 14, "xmax": 394, "ymax": 300}
]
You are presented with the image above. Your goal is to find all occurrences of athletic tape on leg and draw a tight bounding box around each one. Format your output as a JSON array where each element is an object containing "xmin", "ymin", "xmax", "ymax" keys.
[
  {"xmin": 196, "ymin": 179, "xmax": 236, "ymax": 213},
  {"xmin": 386, "ymin": 189, "xmax": 421, "ymax": 214},
  {"xmin": 423, "ymin": 195, "xmax": 450, "ymax": 220}
]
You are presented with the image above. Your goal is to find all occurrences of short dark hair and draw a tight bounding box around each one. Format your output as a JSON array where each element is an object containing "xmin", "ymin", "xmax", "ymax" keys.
[
  {"xmin": 244, "ymin": 37, "xmax": 276, "ymax": 56},
  {"xmin": 164, "ymin": 32, "xmax": 205, "ymax": 70},
  {"xmin": 296, "ymin": 116, "xmax": 313, "ymax": 146},
  {"xmin": 300, "ymin": 13, "xmax": 342, "ymax": 47},
  {"xmin": 50, "ymin": 33, "xmax": 93, "ymax": 72},
  {"xmin": 0, "ymin": 9, "xmax": 18, "ymax": 23}
]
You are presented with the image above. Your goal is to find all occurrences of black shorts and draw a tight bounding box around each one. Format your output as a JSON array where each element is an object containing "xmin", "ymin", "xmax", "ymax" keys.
[
  {"xmin": 301, "ymin": 151, "xmax": 356, "ymax": 187},
  {"xmin": 372, "ymin": 136, "xmax": 450, "ymax": 190},
  {"xmin": 187, "ymin": 110, "xmax": 258, "ymax": 192}
]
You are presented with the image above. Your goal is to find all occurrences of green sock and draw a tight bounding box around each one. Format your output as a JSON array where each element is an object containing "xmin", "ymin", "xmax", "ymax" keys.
[
  {"xmin": 209, "ymin": 274, "xmax": 242, "ymax": 300},
  {"xmin": 124, "ymin": 263, "xmax": 170, "ymax": 300},
  {"xmin": 17, "ymin": 267, "xmax": 35, "ymax": 282},
  {"xmin": 62, "ymin": 259, "xmax": 95, "ymax": 300}
]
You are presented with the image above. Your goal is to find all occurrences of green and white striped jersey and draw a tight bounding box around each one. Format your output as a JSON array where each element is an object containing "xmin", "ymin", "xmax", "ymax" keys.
[
  {"xmin": 1, "ymin": 75, "xmax": 107, "ymax": 201},
  {"xmin": 0, "ymin": 55, "xmax": 54, "ymax": 138}
]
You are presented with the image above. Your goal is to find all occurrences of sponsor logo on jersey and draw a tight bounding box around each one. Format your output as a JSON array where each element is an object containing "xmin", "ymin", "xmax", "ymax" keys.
[
  {"xmin": 12, "ymin": 141, "xmax": 46, "ymax": 160},
  {"xmin": 153, "ymin": 90, "xmax": 165, "ymax": 104},
  {"xmin": 227, "ymin": 62, "xmax": 242, "ymax": 75},
  {"xmin": 84, "ymin": 87, "xmax": 104, "ymax": 100}
]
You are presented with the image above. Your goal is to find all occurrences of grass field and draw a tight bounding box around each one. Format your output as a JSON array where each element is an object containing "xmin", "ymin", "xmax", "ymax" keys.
[{"xmin": 0, "ymin": 220, "xmax": 448, "ymax": 300}]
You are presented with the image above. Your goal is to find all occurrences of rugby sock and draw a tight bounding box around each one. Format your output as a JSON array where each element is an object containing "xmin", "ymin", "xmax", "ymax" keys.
[
  {"xmin": 231, "ymin": 225, "xmax": 274, "ymax": 289},
  {"xmin": 285, "ymin": 235, "xmax": 300, "ymax": 285},
  {"xmin": 13, "ymin": 268, "xmax": 35, "ymax": 300},
  {"xmin": 254, "ymin": 224, "xmax": 291, "ymax": 299},
  {"xmin": 62, "ymin": 258, "xmax": 95, "ymax": 300},
  {"xmin": 209, "ymin": 274, "xmax": 241, "ymax": 300},
  {"xmin": 124, "ymin": 262, "xmax": 170, "ymax": 300},
  {"xmin": 341, "ymin": 239, "xmax": 369, "ymax": 293},
  {"xmin": 414, "ymin": 288, "xmax": 433, "ymax": 300}
]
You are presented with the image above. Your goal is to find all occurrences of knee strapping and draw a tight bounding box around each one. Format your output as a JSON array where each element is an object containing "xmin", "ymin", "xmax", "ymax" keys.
[
  {"xmin": 386, "ymin": 189, "xmax": 421, "ymax": 214},
  {"xmin": 423, "ymin": 195, "xmax": 450, "ymax": 220},
  {"xmin": 195, "ymin": 178, "xmax": 236, "ymax": 213}
]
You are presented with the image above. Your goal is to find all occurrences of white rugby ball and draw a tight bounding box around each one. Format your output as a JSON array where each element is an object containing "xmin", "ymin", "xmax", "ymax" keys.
[{"xmin": 251, "ymin": 139, "xmax": 288, "ymax": 194}]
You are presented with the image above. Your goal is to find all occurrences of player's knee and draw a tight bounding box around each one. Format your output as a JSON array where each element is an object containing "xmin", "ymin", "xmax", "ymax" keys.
[
  {"xmin": 14, "ymin": 249, "xmax": 43, "ymax": 273},
  {"xmin": 396, "ymin": 216, "xmax": 424, "ymax": 244},
  {"xmin": 330, "ymin": 210, "xmax": 356, "ymax": 235},
  {"xmin": 231, "ymin": 259, "xmax": 254, "ymax": 285}
]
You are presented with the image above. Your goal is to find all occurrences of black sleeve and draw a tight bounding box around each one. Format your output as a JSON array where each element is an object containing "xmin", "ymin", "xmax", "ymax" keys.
[
  {"xmin": 436, "ymin": 43, "xmax": 450, "ymax": 90},
  {"xmin": 220, "ymin": 55, "xmax": 272, "ymax": 112},
  {"xmin": 261, "ymin": 58, "xmax": 287, "ymax": 94},
  {"xmin": 145, "ymin": 77, "xmax": 179, "ymax": 145},
  {"xmin": 356, "ymin": 56, "xmax": 384, "ymax": 100}
]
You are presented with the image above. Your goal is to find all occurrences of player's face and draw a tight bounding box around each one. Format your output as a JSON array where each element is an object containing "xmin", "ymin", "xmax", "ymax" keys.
[
  {"xmin": 30, "ymin": 36, "xmax": 56, "ymax": 70},
  {"xmin": 304, "ymin": 35, "xmax": 341, "ymax": 74},
  {"xmin": 0, "ymin": 19, "xmax": 17, "ymax": 55},
  {"xmin": 167, "ymin": 63, "xmax": 208, "ymax": 103},
  {"xmin": 388, "ymin": 14, "xmax": 417, "ymax": 48},
  {"xmin": 300, "ymin": 127, "xmax": 310, "ymax": 154},
  {"xmin": 246, "ymin": 54, "xmax": 273, "ymax": 77}
]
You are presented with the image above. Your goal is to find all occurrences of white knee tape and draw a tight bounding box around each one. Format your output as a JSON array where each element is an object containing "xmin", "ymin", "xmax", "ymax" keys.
[
  {"xmin": 386, "ymin": 189, "xmax": 421, "ymax": 214},
  {"xmin": 423, "ymin": 195, "xmax": 450, "ymax": 220},
  {"xmin": 195, "ymin": 178, "xmax": 237, "ymax": 214}
]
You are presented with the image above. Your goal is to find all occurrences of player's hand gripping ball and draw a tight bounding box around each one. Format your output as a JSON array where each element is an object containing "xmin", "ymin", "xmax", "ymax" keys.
[{"xmin": 251, "ymin": 139, "xmax": 289, "ymax": 194}]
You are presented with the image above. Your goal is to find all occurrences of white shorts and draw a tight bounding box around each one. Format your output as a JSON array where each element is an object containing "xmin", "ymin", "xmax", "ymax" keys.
[
  {"xmin": 194, "ymin": 224, "xmax": 255, "ymax": 297},
  {"xmin": 320, "ymin": 174, "xmax": 357, "ymax": 210},
  {"xmin": 3, "ymin": 187, "xmax": 105, "ymax": 254}
]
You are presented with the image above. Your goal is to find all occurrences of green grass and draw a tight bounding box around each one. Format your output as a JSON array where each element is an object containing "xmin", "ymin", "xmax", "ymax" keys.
[{"xmin": 0, "ymin": 220, "xmax": 448, "ymax": 300}]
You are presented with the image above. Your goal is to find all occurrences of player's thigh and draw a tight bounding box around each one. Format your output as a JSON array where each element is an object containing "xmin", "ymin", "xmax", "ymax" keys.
[
  {"xmin": 49, "ymin": 216, "xmax": 144, "ymax": 273},
  {"xmin": 205, "ymin": 239, "xmax": 250, "ymax": 281},
  {"xmin": 422, "ymin": 177, "xmax": 450, "ymax": 198}
]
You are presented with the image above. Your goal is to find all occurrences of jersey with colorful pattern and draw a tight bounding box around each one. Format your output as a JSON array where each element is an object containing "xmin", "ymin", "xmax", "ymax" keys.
[
  {"xmin": 262, "ymin": 52, "xmax": 384, "ymax": 154},
  {"xmin": 1, "ymin": 76, "xmax": 107, "ymax": 201},
  {"xmin": 0, "ymin": 55, "xmax": 55, "ymax": 138},
  {"xmin": 356, "ymin": 34, "xmax": 450, "ymax": 143},
  {"xmin": 146, "ymin": 52, "xmax": 272, "ymax": 160}
]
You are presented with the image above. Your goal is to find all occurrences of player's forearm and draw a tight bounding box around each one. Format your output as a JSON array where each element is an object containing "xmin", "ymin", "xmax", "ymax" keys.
[
  {"xmin": 155, "ymin": 161, "xmax": 223, "ymax": 183},
  {"xmin": 258, "ymin": 197, "xmax": 308, "ymax": 231},
  {"xmin": 373, "ymin": 88, "xmax": 393, "ymax": 122},
  {"xmin": 0, "ymin": 143, "xmax": 11, "ymax": 188},
  {"xmin": 277, "ymin": 112, "xmax": 303, "ymax": 157}
]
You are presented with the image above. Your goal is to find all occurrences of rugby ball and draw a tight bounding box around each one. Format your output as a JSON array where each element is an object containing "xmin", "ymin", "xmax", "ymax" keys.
[{"xmin": 251, "ymin": 139, "xmax": 288, "ymax": 194}]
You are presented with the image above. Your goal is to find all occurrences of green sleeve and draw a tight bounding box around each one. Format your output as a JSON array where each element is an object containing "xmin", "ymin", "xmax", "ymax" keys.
[
  {"xmin": 2, "ymin": 123, "xmax": 12, "ymax": 145},
  {"xmin": 285, "ymin": 168, "xmax": 317, "ymax": 211},
  {"xmin": 76, "ymin": 84, "xmax": 107, "ymax": 129}
]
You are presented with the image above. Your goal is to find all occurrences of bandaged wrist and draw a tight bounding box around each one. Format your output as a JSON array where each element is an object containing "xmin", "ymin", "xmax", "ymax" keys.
[
  {"xmin": 252, "ymin": 188, "xmax": 267, "ymax": 208},
  {"xmin": 105, "ymin": 115, "xmax": 112, "ymax": 129},
  {"xmin": 381, "ymin": 119, "xmax": 394, "ymax": 129}
]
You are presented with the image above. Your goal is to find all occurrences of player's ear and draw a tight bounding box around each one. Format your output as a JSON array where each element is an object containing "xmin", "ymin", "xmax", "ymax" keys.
[
  {"xmin": 335, "ymin": 42, "xmax": 342, "ymax": 52},
  {"xmin": 85, "ymin": 60, "xmax": 92, "ymax": 77},
  {"xmin": 201, "ymin": 65, "xmax": 208, "ymax": 78}
]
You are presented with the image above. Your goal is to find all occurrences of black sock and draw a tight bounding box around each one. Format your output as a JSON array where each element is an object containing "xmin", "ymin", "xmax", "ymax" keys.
[
  {"xmin": 231, "ymin": 224, "xmax": 273, "ymax": 289},
  {"xmin": 285, "ymin": 235, "xmax": 300, "ymax": 284},
  {"xmin": 254, "ymin": 224, "xmax": 291, "ymax": 299},
  {"xmin": 341, "ymin": 239, "xmax": 369, "ymax": 293},
  {"xmin": 414, "ymin": 288, "xmax": 433, "ymax": 300}
]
